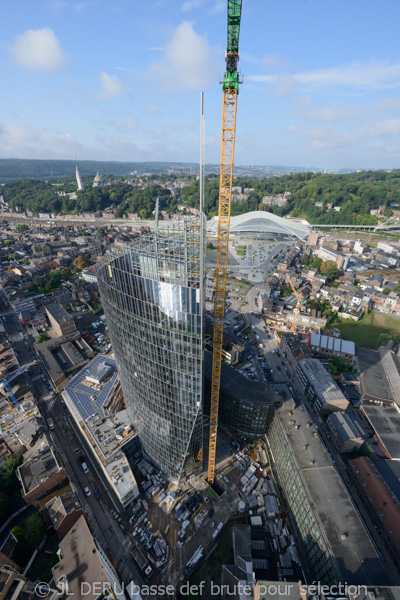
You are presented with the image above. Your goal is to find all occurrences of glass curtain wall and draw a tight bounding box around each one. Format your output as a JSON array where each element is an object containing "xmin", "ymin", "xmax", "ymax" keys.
[{"xmin": 96, "ymin": 218, "xmax": 205, "ymax": 482}]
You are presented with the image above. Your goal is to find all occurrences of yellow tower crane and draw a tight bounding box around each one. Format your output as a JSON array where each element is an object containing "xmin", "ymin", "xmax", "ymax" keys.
[
  {"xmin": 287, "ymin": 275, "xmax": 303, "ymax": 333},
  {"xmin": 207, "ymin": 0, "xmax": 243, "ymax": 485}
]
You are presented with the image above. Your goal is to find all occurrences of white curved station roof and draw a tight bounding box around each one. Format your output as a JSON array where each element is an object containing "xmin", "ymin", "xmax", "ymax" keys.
[{"xmin": 208, "ymin": 211, "xmax": 309, "ymax": 240}]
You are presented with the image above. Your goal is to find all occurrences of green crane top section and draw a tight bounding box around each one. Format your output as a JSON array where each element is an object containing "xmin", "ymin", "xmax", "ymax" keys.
[{"xmin": 223, "ymin": 0, "xmax": 243, "ymax": 91}]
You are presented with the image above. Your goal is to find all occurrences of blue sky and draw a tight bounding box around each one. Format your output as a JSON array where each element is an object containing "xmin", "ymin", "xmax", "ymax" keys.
[{"xmin": 2, "ymin": 0, "xmax": 400, "ymax": 170}]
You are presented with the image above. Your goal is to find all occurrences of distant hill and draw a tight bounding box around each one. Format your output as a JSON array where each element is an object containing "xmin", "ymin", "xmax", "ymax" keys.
[
  {"xmin": 0, "ymin": 159, "xmax": 200, "ymax": 183},
  {"xmin": 0, "ymin": 158, "xmax": 320, "ymax": 184}
]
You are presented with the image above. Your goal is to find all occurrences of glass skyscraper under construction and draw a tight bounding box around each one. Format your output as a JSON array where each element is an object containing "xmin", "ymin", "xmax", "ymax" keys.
[{"xmin": 96, "ymin": 218, "xmax": 205, "ymax": 482}]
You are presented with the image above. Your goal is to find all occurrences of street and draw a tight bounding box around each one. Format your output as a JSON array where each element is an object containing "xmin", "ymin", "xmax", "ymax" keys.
[{"xmin": 0, "ymin": 288, "xmax": 153, "ymax": 596}]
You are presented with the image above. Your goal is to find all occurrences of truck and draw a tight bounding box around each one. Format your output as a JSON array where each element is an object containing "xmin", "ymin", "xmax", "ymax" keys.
[
  {"xmin": 131, "ymin": 546, "xmax": 153, "ymax": 578},
  {"xmin": 47, "ymin": 418, "xmax": 54, "ymax": 430}
]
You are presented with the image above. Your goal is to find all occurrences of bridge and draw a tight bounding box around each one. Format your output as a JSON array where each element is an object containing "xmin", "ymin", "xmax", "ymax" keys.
[{"xmin": 310, "ymin": 221, "xmax": 400, "ymax": 232}]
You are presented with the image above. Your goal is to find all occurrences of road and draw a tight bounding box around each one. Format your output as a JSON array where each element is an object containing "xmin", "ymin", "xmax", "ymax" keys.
[{"xmin": 0, "ymin": 288, "xmax": 155, "ymax": 597}]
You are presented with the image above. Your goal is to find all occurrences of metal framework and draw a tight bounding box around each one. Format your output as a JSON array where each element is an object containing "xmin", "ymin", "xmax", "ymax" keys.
[
  {"xmin": 207, "ymin": 0, "xmax": 243, "ymax": 484},
  {"xmin": 207, "ymin": 89, "xmax": 238, "ymax": 483}
]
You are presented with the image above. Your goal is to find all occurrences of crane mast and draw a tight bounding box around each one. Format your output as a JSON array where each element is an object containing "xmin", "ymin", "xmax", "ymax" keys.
[{"xmin": 207, "ymin": 0, "xmax": 243, "ymax": 485}]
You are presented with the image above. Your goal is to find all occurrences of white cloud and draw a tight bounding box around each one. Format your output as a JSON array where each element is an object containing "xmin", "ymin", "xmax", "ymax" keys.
[
  {"xmin": 249, "ymin": 59, "xmax": 400, "ymax": 92},
  {"xmin": 262, "ymin": 54, "xmax": 292, "ymax": 71},
  {"xmin": 145, "ymin": 104, "xmax": 161, "ymax": 115},
  {"xmin": 98, "ymin": 72, "xmax": 127, "ymax": 100},
  {"xmin": 182, "ymin": 0, "xmax": 203, "ymax": 11},
  {"xmin": 10, "ymin": 28, "xmax": 68, "ymax": 72},
  {"xmin": 181, "ymin": 0, "xmax": 224, "ymax": 12},
  {"xmin": 146, "ymin": 21, "xmax": 218, "ymax": 91},
  {"xmin": 0, "ymin": 123, "xmax": 77, "ymax": 158}
]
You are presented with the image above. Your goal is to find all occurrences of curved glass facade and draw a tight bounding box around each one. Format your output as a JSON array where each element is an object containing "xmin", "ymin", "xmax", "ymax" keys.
[{"xmin": 96, "ymin": 219, "xmax": 204, "ymax": 482}]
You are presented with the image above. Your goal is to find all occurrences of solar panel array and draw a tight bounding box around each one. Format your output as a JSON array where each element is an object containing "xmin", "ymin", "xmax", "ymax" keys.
[{"xmin": 65, "ymin": 355, "xmax": 118, "ymax": 422}]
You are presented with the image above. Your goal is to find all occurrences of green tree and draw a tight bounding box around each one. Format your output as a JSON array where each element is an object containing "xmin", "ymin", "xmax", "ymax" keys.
[
  {"xmin": 22, "ymin": 257, "xmax": 29, "ymax": 265},
  {"xmin": 382, "ymin": 287, "xmax": 391, "ymax": 295},
  {"xmin": 320, "ymin": 260, "xmax": 338, "ymax": 280},
  {"xmin": 16, "ymin": 224, "xmax": 29, "ymax": 232},
  {"xmin": 34, "ymin": 333, "xmax": 50, "ymax": 345},
  {"xmin": 0, "ymin": 457, "xmax": 21, "ymax": 492},
  {"xmin": 377, "ymin": 332, "xmax": 399, "ymax": 347},
  {"xmin": 280, "ymin": 283, "xmax": 292, "ymax": 299},
  {"xmin": 22, "ymin": 514, "xmax": 46, "ymax": 547},
  {"xmin": 11, "ymin": 526, "xmax": 23, "ymax": 540},
  {"xmin": 34, "ymin": 275, "xmax": 45, "ymax": 288},
  {"xmin": 61, "ymin": 267, "xmax": 72, "ymax": 281},
  {"xmin": 47, "ymin": 270, "xmax": 62, "ymax": 289},
  {"xmin": 96, "ymin": 227, "xmax": 105, "ymax": 236},
  {"xmin": 73, "ymin": 256, "xmax": 90, "ymax": 270},
  {"xmin": 310, "ymin": 256, "xmax": 322, "ymax": 270}
]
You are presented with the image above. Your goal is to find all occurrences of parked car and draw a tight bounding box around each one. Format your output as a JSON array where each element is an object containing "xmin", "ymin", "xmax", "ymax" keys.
[{"xmin": 84, "ymin": 487, "xmax": 91, "ymax": 496}]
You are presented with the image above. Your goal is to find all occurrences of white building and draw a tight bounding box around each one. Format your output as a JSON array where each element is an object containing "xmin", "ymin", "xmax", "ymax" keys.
[
  {"xmin": 353, "ymin": 240, "xmax": 365, "ymax": 254},
  {"xmin": 377, "ymin": 242, "xmax": 395, "ymax": 254}
]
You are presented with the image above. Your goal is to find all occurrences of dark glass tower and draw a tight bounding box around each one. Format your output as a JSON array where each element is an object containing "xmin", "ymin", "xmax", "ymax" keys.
[{"xmin": 96, "ymin": 218, "xmax": 204, "ymax": 482}]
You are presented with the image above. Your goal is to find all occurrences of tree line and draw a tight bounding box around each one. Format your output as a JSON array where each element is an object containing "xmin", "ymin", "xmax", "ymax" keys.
[{"xmin": 2, "ymin": 169, "xmax": 400, "ymax": 224}]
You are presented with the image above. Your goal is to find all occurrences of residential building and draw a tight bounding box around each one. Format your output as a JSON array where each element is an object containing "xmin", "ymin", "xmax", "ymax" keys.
[
  {"xmin": 17, "ymin": 436, "xmax": 68, "ymax": 508},
  {"xmin": 45, "ymin": 303, "xmax": 76, "ymax": 337},
  {"xmin": 378, "ymin": 242, "xmax": 395, "ymax": 254},
  {"xmin": 361, "ymin": 403, "xmax": 400, "ymax": 459},
  {"xmin": 63, "ymin": 355, "xmax": 140, "ymax": 509},
  {"xmin": 96, "ymin": 218, "xmax": 204, "ymax": 482},
  {"xmin": 46, "ymin": 491, "xmax": 83, "ymax": 539},
  {"xmin": 308, "ymin": 231, "xmax": 319, "ymax": 247},
  {"xmin": 325, "ymin": 412, "xmax": 365, "ymax": 453},
  {"xmin": 280, "ymin": 333, "xmax": 312, "ymax": 373},
  {"xmin": 353, "ymin": 240, "xmax": 366, "ymax": 254},
  {"xmin": 52, "ymin": 515, "xmax": 125, "ymax": 600},
  {"xmin": 296, "ymin": 359, "xmax": 349, "ymax": 414},
  {"xmin": 307, "ymin": 332, "xmax": 355, "ymax": 361},
  {"xmin": 349, "ymin": 457, "xmax": 400, "ymax": 570},
  {"xmin": 358, "ymin": 346, "xmax": 400, "ymax": 406},
  {"xmin": 318, "ymin": 245, "xmax": 349, "ymax": 270},
  {"xmin": 221, "ymin": 525, "xmax": 255, "ymax": 599},
  {"xmin": 35, "ymin": 332, "xmax": 93, "ymax": 389}
]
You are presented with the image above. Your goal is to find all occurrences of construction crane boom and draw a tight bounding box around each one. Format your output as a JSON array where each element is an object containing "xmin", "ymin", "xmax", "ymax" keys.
[
  {"xmin": 287, "ymin": 275, "xmax": 302, "ymax": 333},
  {"xmin": 0, "ymin": 366, "xmax": 26, "ymax": 410},
  {"xmin": 208, "ymin": 0, "xmax": 243, "ymax": 485}
]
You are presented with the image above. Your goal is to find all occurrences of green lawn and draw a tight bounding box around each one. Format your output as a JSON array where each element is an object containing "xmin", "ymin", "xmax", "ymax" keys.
[
  {"xmin": 236, "ymin": 249, "xmax": 245, "ymax": 256},
  {"xmin": 330, "ymin": 311, "xmax": 400, "ymax": 349}
]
